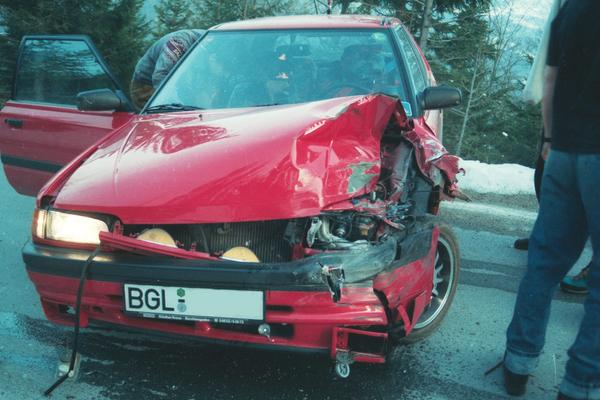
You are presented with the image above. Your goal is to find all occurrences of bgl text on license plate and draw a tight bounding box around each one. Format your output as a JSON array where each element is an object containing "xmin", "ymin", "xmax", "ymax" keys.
[{"xmin": 123, "ymin": 284, "xmax": 264, "ymax": 324}]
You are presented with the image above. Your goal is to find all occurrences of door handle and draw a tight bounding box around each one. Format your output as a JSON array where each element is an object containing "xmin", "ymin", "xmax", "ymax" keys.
[{"xmin": 4, "ymin": 118, "xmax": 23, "ymax": 128}]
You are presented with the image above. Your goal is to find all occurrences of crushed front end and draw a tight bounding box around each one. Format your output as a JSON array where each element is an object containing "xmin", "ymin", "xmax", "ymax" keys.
[{"xmin": 24, "ymin": 94, "xmax": 462, "ymax": 375}]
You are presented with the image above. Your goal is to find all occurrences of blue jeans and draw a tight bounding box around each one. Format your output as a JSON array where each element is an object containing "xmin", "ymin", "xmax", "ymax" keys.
[{"xmin": 505, "ymin": 150, "xmax": 600, "ymax": 399}]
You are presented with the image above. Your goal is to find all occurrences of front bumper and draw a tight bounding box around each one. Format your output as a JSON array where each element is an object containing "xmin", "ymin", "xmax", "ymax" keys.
[{"xmin": 23, "ymin": 240, "xmax": 411, "ymax": 363}]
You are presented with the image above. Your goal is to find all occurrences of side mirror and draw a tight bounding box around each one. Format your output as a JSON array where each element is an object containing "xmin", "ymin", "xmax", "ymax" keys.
[
  {"xmin": 76, "ymin": 89, "xmax": 123, "ymax": 111},
  {"xmin": 421, "ymin": 85, "xmax": 462, "ymax": 110}
]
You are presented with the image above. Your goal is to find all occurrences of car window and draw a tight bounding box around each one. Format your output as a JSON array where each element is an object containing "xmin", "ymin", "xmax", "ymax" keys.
[
  {"xmin": 15, "ymin": 39, "xmax": 117, "ymax": 107},
  {"xmin": 150, "ymin": 29, "xmax": 407, "ymax": 110},
  {"xmin": 395, "ymin": 27, "xmax": 429, "ymax": 93}
]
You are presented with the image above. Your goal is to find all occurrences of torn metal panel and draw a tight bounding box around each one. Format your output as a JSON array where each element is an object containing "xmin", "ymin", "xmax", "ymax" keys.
[{"xmin": 402, "ymin": 128, "xmax": 463, "ymax": 197}]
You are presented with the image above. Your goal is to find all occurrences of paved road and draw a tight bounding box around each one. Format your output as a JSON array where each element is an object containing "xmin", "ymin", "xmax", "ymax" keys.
[{"xmin": 0, "ymin": 172, "xmax": 590, "ymax": 400}]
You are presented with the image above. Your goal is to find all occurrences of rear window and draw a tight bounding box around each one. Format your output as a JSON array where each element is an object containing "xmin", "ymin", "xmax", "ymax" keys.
[{"xmin": 15, "ymin": 39, "xmax": 116, "ymax": 106}]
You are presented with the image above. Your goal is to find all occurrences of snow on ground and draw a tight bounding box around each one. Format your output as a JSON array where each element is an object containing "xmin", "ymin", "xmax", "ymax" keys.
[{"xmin": 456, "ymin": 159, "xmax": 535, "ymax": 195}]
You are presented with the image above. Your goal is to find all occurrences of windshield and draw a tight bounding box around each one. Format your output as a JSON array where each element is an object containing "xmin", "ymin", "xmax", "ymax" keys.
[{"xmin": 150, "ymin": 29, "xmax": 406, "ymax": 110}]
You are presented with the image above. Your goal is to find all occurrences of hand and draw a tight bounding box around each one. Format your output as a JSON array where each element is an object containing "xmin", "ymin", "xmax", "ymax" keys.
[{"xmin": 541, "ymin": 142, "xmax": 551, "ymax": 160}]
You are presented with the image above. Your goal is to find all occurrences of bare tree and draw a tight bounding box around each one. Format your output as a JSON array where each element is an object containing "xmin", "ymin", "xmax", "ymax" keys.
[{"xmin": 419, "ymin": 0, "xmax": 434, "ymax": 52}]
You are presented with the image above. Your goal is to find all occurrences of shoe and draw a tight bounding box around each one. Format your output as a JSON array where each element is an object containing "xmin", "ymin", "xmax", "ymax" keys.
[
  {"xmin": 560, "ymin": 264, "xmax": 590, "ymax": 295},
  {"xmin": 514, "ymin": 238, "xmax": 529, "ymax": 251},
  {"xmin": 557, "ymin": 393, "xmax": 577, "ymax": 400},
  {"xmin": 503, "ymin": 365, "xmax": 529, "ymax": 396}
]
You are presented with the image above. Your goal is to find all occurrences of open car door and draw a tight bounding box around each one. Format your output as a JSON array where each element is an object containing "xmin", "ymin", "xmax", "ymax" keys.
[{"xmin": 0, "ymin": 35, "xmax": 136, "ymax": 196}]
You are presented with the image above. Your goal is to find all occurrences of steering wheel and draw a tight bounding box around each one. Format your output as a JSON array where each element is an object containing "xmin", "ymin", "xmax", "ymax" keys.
[{"xmin": 324, "ymin": 83, "xmax": 372, "ymax": 98}]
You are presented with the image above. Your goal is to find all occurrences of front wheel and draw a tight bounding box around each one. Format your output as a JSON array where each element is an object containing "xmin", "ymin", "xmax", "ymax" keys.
[{"xmin": 399, "ymin": 224, "xmax": 460, "ymax": 344}]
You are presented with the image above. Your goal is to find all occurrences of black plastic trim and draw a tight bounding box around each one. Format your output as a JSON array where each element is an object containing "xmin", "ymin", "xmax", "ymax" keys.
[
  {"xmin": 23, "ymin": 224, "xmax": 433, "ymax": 291},
  {"xmin": 24, "ymin": 241, "xmax": 331, "ymax": 291},
  {"xmin": 391, "ymin": 25, "xmax": 422, "ymax": 118},
  {"xmin": 1, "ymin": 154, "xmax": 63, "ymax": 173}
]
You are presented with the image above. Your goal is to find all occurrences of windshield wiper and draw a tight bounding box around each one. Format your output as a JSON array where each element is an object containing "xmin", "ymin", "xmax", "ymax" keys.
[
  {"xmin": 253, "ymin": 103, "xmax": 283, "ymax": 107},
  {"xmin": 144, "ymin": 103, "xmax": 204, "ymax": 113}
]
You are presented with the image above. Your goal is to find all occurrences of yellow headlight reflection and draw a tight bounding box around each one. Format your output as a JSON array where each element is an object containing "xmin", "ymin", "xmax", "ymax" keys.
[{"xmin": 45, "ymin": 210, "xmax": 109, "ymax": 245}]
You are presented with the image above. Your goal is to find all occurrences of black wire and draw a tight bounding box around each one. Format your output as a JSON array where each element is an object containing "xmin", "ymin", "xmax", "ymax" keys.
[
  {"xmin": 44, "ymin": 246, "xmax": 101, "ymax": 397},
  {"xmin": 484, "ymin": 359, "xmax": 504, "ymax": 376}
]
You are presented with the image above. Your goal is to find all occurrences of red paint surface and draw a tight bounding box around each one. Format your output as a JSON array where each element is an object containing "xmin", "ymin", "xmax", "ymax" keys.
[
  {"xmin": 17, "ymin": 94, "xmax": 455, "ymax": 362},
  {"xmin": 0, "ymin": 101, "xmax": 134, "ymax": 195},
  {"xmin": 43, "ymin": 94, "xmax": 460, "ymax": 223},
  {"xmin": 51, "ymin": 95, "xmax": 397, "ymax": 224},
  {"xmin": 29, "ymin": 271, "xmax": 389, "ymax": 353},
  {"xmin": 27, "ymin": 231, "xmax": 438, "ymax": 361},
  {"xmin": 3, "ymin": 165, "xmax": 49, "ymax": 196}
]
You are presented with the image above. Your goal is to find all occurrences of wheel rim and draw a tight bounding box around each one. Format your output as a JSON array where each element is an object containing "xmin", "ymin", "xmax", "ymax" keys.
[{"xmin": 413, "ymin": 234, "xmax": 455, "ymax": 330}]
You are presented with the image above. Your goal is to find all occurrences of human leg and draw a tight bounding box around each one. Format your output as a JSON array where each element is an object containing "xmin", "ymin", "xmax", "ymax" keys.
[
  {"xmin": 513, "ymin": 143, "xmax": 545, "ymax": 251},
  {"xmin": 505, "ymin": 151, "xmax": 588, "ymax": 375},
  {"xmin": 559, "ymin": 154, "xmax": 600, "ymax": 399}
]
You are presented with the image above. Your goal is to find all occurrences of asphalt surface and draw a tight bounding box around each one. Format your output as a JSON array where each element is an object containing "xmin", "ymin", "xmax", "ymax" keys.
[{"xmin": 0, "ymin": 172, "xmax": 591, "ymax": 400}]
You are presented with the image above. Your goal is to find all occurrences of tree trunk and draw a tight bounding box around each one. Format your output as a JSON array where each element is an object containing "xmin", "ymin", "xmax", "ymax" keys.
[
  {"xmin": 242, "ymin": 0, "xmax": 249, "ymax": 19},
  {"xmin": 419, "ymin": 0, "xmax": 434, "ymax": 52},
  {"xmin": 339, "ymin": 0, "xmax": 351, "ymax": 14},
  {"xmin": 456, "ymin": 48, "xmax": 481, "ymax": 156}
]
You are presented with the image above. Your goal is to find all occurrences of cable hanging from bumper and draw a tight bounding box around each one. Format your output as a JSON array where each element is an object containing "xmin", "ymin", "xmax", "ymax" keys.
[{"xmin": 43, "ymin": 245, "xmax": 101, "ymax": 397}]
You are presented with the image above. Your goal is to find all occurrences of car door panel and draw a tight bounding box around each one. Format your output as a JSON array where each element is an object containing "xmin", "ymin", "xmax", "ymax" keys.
[{"xmin": 0, "ymin": 35, "xmax": 135, "ymax": 196}]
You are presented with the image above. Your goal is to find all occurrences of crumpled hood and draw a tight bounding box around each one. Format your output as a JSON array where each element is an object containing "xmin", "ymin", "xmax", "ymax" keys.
[{"xmin": 54, "ymin": 95, "xmax": 398, "ymax": 224}]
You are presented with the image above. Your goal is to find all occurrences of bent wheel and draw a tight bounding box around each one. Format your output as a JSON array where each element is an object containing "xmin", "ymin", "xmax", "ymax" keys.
[{"xmin": 399, "ymin": 224, "xmax": 460, "ymax": 344}]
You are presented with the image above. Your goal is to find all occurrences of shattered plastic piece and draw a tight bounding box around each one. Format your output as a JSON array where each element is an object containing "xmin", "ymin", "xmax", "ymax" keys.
[
  {"xmin": 403, "ymin": 128, "xmax": 462, "ymax": 196},
  {"xmin": 306, "ymin": 217, "xmax": 322, "ymax": 247},
  {"xmin": 321, "ymin": 264, "xmax": 345, "ymax": 302}
]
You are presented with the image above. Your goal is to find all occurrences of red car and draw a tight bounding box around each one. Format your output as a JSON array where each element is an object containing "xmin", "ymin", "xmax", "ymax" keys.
[{"xmin": 0, "ymin": 15, "xmax": 463, "ymax": 378}]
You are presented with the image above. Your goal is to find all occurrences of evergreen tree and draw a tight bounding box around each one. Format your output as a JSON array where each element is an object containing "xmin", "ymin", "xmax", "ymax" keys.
[
  {"xmin": 154, "ymin": 0, "xmax": 194, "ymax": 39},
  {"xmin": 335, "ymin": 0, "xmax": 491, "ymax": 49},
  {"xmin": 431, "ymin": 1, "xmax": 540, "ymax": 165},
  {"xmin": 0, "ymin": 0, "xmax": 149, "ymax": 101}
]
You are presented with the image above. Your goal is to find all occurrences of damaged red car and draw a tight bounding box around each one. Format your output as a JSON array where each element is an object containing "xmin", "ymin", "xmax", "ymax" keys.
[{"xmin": 0, "ymin": 15, "xmax": 464, "ymax": 378}]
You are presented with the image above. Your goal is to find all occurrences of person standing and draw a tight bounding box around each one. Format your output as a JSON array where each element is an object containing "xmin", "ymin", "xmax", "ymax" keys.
[
  {"xmin": 502, "ymin": 0, "xmax": 600, "ymax": 399},
  {"xmin": 130, "ymin": 29, "xmax": 204, "ymax": 109},
  {"xmin": 514, "ymin": 0, "xmax": 591, "ymax": 296},
  {"xmin": 514, "ymin": 0, "xmax": 566, "ymax": 252}
]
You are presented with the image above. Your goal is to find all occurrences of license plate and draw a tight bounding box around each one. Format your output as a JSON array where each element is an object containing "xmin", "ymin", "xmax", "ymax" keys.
[{"xmin": 123, "ymin": 284, "xmax": 264, "ymax": 324}]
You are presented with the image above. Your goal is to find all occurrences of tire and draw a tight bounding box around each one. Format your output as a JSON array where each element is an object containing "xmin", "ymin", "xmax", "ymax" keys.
[{"xmin": 398, "ymin": 224, "xmax": 460, "ymax": 344}]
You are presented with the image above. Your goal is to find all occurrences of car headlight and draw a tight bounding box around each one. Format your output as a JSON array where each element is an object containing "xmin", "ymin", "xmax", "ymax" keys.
[{"xmin": 33, "ymin": 209, "xmax": 109, "ymax": 245}]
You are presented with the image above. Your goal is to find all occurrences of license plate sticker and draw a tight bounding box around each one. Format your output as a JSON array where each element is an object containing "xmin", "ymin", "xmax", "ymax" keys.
[{"xmin": 123, "ymin": 284, "xmax": 264, "ymax": 323}]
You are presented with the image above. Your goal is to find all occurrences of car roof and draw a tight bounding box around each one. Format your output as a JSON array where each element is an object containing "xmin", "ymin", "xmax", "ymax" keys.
[{"xmin": 211, "ymin": 15, "xmax": 401, "ymax": 31}]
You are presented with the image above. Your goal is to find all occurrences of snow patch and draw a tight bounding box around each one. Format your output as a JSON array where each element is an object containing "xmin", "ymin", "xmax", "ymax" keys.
[{"xmin": 457, "ymin": 160, "xmax": 535, "ymax": 195}]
